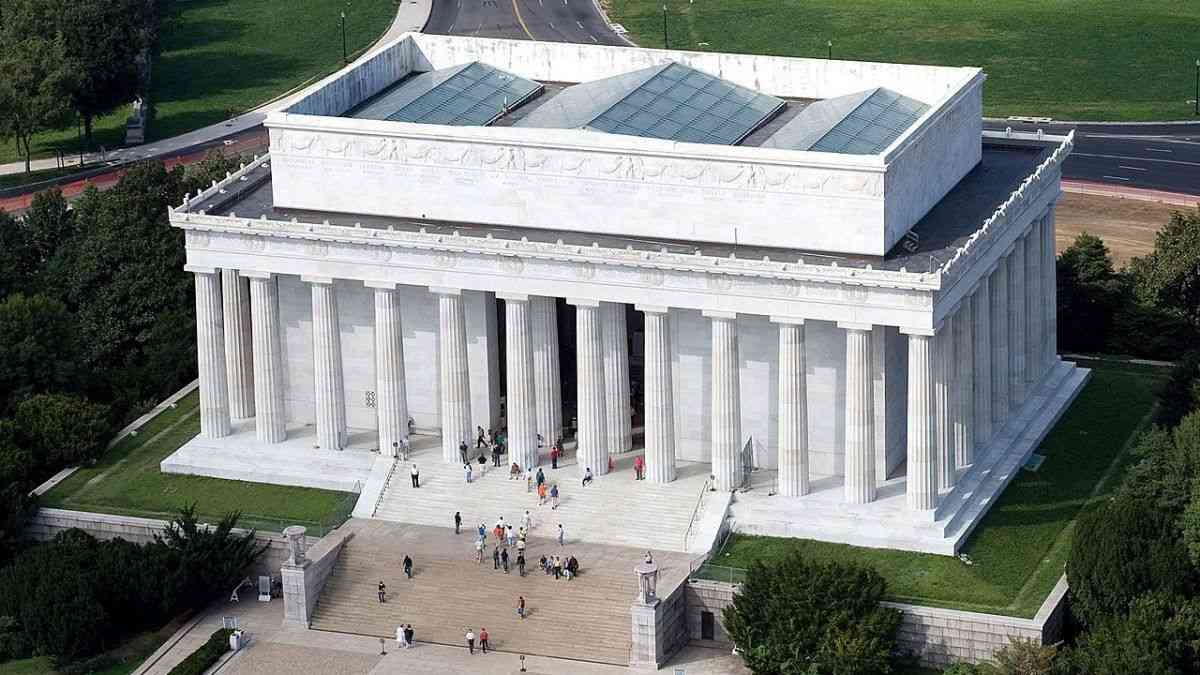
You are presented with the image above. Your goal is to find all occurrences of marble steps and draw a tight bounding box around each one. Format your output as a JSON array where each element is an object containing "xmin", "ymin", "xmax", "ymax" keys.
[{"xmin": 308, "ymin": 536, "xmax": 652, "ymax": 665}]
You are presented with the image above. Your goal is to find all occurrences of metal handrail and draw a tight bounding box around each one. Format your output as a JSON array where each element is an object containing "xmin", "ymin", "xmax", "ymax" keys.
[
  {"xmin": 371, "ymin": 456, "xmax": 400, "ymax": 518},
  {"xmin": 682, "ymin": 475, "xmax": 712, "ymax": 552}
]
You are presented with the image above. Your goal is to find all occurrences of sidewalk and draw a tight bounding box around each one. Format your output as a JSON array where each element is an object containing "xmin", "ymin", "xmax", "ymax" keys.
[{"xmin": 0, "ymin": 0, "xmax": 433, "ymax": 178}]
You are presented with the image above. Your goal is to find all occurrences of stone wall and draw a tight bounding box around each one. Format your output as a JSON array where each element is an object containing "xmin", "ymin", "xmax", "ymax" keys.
[
  {"xmin": 25, "ymin": 508, "xmax": 309, "ymax": 580},
  {"xmin": 680, "ymin": 576, "xmax": 1070, "ymax": 667},
  {"xmin": 282, "ymin": 527, "xmax": 354, "ymax": 627}
]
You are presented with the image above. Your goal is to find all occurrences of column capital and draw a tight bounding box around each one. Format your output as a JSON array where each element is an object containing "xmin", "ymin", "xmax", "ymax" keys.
[
  {"xmin": 703, "ymin": 310, "xmax": 737, "ymax": 320},
  {"xmin": 635, "ymin": 304, "xmax": 670, "ymax": 315},
  {"xmin": 301, "ymin": 275, "xmax": 335, "ymax": 286},
  {"xmin": 240, "ymin": 270, "xmax": 275, "ymax": 280},
  {"xmin": 497, "ymin": 292, "xmax": 531, "ymax": 302},
  {"xmin": 837, "ymin": 321, "xmax": 873, "ymax": 332},
  {"xmin": 769, "ymin": 315, "xmax": 805, "ymax": 325},
  {"xmin": 430, "ymin": 286, "xmax": 463, "ymax": 296},
  {"xmin": 566, "ymin": 298, "xmax": 600, "ymax": 308},
  {"xmin": 184, "ymin": 264, "xmax": 219, "ymax": 275},
  {"xmin": 364, "ymin": 280, "xmax": 398, "ymax": 290}
]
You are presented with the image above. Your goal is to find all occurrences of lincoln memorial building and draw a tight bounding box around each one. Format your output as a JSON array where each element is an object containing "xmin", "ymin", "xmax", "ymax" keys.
[{"xmin": 164, "ymin": 33, "xmax": 1088, "ymax": 555}]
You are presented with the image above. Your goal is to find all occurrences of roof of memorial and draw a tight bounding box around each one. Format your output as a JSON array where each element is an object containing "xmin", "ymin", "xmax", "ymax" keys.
[
  {"xmin": 761, "ymin": 87, "xmax": 931, "ymax": 155},
  {"xmin": 346, "ymin": 61, "xmax": 543, "ymax": 126}
]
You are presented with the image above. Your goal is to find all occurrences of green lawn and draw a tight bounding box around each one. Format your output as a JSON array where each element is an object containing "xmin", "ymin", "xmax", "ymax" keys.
[
  {"xmin": 41, "ymin": 390, "xmax": 358, "ymax": 535},
  {"xmin": 699, "ymin": 361, "xmax": 1163, "ymax": 617},
  {"xmin": 0, "ymin": 0, "xmax": 396, "ymax": 166},
  {"xmin": 609, "ymin": 0, "xmax": 1200, "ymax": 121}
]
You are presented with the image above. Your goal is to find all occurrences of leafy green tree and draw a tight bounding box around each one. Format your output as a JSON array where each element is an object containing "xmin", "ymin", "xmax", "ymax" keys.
[
  {"xmin": 1055, "ymin": 593, "xmax": 1200, "ymax": 675},
  {"xmin": 1130, "ymin": 209, "xmax": 1200, "ymax": 329},
  {"xmin": 12, "ymin": 393, "xmax": 112, "ymax": 471},
  {"xmin": 1055, "ymin": 233, "xmax": 1128, "ymax": 354},
  {"xmin": 0, "ymin": 32, "xmax": 76, "ymax": 172},
  {"xmin": 987, "ymin": 637, "xmax": 1055, "ymax": 675},
  {"xmin": 0, "ymin": 294, "xmax": 78, "ymax": 412},
  {"xmin": 0, "ymin": 421, "xmax": 35, "ymax": 562},
  {"xmin": 1119, "ymin": 412, "xmax": 1200, "ymax": 516},
  {"xmin": 723, "ymin": 552, "xmax": 902, "ymax": 675},
  {"xmin": 1066, "ymin": 496, "xmax": 1197, "ymax": 628},
  {"xmin": 158, "ymin": 504, "xmax": 266, "ymax": 612},
  {"xmin": 1156, "ymin": 352, "xmax": 1200, "ymax": 429}
]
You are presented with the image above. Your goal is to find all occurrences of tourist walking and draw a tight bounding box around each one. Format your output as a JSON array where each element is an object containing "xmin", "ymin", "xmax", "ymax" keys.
[
  {"xmin": 492, "ymin": 545, "xmax": 501, "ymax": 570},
  {"xmin": 550, "ymin": 484, "xmax": 559, "ymax": 509},
  {"xmin": 396, "ymin": 624, "xmax": 407, "ymax": 649},
  {"xmin": 501, "ymin": 547, "xmax": 509, "ymax": 573},
  {"xmin": 408, "ymin": 417, "xmax": 415, "ymax": 436},
  {"xmin": 634, "ymin": 455, "xmax": 644, "ymax": 480},
  {"xmin": 537, "ymin": 482, "xmax": 547, "ymax": 505},
  {"xmin": 465, "ymin": 628, "xmax": 475, "ymax": 654},
  {"xmin": 517, "ymin": 552, "xmax": 526, "ymax": 576},
  {"xmin": 377, "ymin": 581, "xmax": 386, "ymax": 603},
  {"xmin": 492, "ymin": 444, "xmax": 501, "ymax": 467},
  {"xmin": 454, "ymin": 511, "xmax": 462, "ymax": 534},
  {"xmin": 552, "ymin": 555, "xmax": 562, "ymax": 580},
  {"xmin": 405, "ymin": 624, "xmax": 414, "ymax": 649},
  {"xmin": 459, "ymin": 441, "xmax": 469, "ymax": 464},
  {"xmin": 477, "ymin": 426, "xmax": 486, "ymax": 448},
  {"xmin": 475, "ymin": 537, "xmax": 485, "ymax": 563},
  {"xmin": 557, "ymin": 523, "xmax": 564, "ymax": 546},
  {"xmin": 526, "ymin": 467, "xmax": 534, "ymax": 493},
  {"xmin": 410, "ymin": 463, "xmax": 420, "ymax": 488},
  {"xmin": 465, "ymin": 463, "xmax": 473, "ymax": 483},
  {"xmin": 506, "ymin": 524, "xmax": 516, "ymax": 547},
  {"xmin": 520, "ymin": 510, "xmax": 531, "ymax": 531},
  {"xmin": 517, "ymin": 595, "xmax": 526, "ymax": 619},
  {"xmin": 400, "ymin": 436, "xmax": 410, "ymax": 460},
  {"xmin": 582, "ymin": 467, "xmax": 593, "ymax": 487},
  {"xmin": 403, "ymin": 555, "xmax": 413, "ymax": 579},
  {"xmin": 478, "ymin": 523, "xmax": 486, "ymax": 540},
  {"xmin": 479, "ymin": 627, "xmax": 490, "ymax": 653},
  {"xmin": 391, "ymin": 441, "xmax": 400, "ymax": 459},
  {"xmin": 550, "ymin": 444, "xmax": 559, "ymax": 469}
]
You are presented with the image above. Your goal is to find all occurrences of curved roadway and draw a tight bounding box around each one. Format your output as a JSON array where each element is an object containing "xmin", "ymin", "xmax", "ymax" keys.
[{"xmin": 425, "ymin": 0, "xmax": 627, "ymax": 45}]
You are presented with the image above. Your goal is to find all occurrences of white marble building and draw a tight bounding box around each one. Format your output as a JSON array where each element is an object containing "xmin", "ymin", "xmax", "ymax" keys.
[{"xmin": 165, "ymin": 33, "xmax": 1087, "ymax": 554}]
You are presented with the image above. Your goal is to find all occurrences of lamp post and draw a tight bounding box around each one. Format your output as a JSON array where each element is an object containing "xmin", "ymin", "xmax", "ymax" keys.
[
  {"xmin": 827, "ymin": 40, "xmax": 833, "ymax": 60},
  {"xmin": 1194, "ymin": 59, "xmax": 1199, "ymax": 116},
  {"xmin": 662, "ymin": 4, "xmax": 669, "ymax": 49},
  {"xmin": 341, "ymin": 11, "xmax": 347, "ymax": 65}
]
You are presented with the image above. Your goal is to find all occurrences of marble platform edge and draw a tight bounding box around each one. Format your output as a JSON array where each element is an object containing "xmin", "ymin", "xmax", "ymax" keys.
[{"xmin": 160, "ymin": 441, "xmax": 374, "ymax": 494}]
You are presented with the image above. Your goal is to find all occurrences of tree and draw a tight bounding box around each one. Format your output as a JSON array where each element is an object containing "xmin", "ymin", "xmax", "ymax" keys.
[
  {"xmin": 12, "ymin": 393, "xmax": 112, "ymax": 471},
  {"xmin": 1066, "ymin": 496, "xmax": 1197, "ymax": 628},
  {"xmin": 1156, "ymin": 352, "xmax": 1200, "ymax": 429},
  {"xmin": 1055, "ymin": 233, "xmax": 1128, "ymax": 354},
  {"xmin": 1055, "ymin": 593, "xmax": 1200, "ymax": 675},
  {"xmin": 723, "ymin": 552, "xmax": 902, "ymax": 675},
  {"xmin": 0, "ymin": 294, "xmax": 78, "ymax": 413},
  {"xmin": 0, "ymin": 33, "xmax": 76, "ymax": 172},
  {"xmin": 986, "ymin": 637, "xmax": 1055, "ymax": 675},
  {"xmin": 1130, "ymin": 208, "xmax": 1200, "ymax": 329},
  {"xmin": 158, "ymin": 504, "xmax": 266, "ymax": 612}
]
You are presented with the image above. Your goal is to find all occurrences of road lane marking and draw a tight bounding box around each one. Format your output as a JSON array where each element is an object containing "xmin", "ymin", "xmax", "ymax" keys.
[
  {"xmin": 449, "ymin": 21, "xmax": 456, "ymax": 31},
  {"xmin": 577, "ymin": 20, "xmax": 584, "ymax": 29},
  {"xmin": 1102, "ymin": 175, "xmax": 1131, "ymax": 181},
  {"xmin": 473, "ymin": 20, "xmax": 483, "ymax": 34},
  {"xmin": 1072, "ymin": 152, "xmax": 1200, "ymax": 168},
  {"xmin": 511, "ymin": 0, "xmax": 535, "ymax": 38},
  {"xmin": 589, "ymin": 34, "xmax": 598, "ymax": 42},
  {"xmin": 1146, "ymin": 147, "xmax": 1172, "ymax": 153},
  {"xmin": 1118, "ymin": 165, "xmax": 1147, "ymax": 171}
]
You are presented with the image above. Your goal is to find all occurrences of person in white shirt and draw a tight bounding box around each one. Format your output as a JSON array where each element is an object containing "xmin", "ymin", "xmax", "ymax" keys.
[{"xmin": 410, "ymin": 463, "xmax": 420, "ymax": 488}]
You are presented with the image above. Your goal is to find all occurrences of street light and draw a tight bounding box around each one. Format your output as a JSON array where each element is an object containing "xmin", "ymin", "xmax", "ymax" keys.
[
  {"xmin": 662, "ymin": 4, "xmax": 669, "ymax": 49},
  {"xmin": 827, "ymin": 40, "xmax": 833, "ymax": 60},
  {"xmin": 341, "ymin": 11, "xmax": 348, "ymax": 65},
  {"xmin": 1194, "ymin": 59, "xmax": 1199, "ymax": 116}
]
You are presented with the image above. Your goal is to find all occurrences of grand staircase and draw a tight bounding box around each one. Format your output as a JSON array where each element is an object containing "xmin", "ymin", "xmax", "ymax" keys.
[{"xmin": 307, "ymin": 520, "xmax": 691, "ymax": 665}]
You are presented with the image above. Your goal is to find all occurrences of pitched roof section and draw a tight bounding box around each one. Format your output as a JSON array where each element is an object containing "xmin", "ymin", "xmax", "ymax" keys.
[
  {"xmin": 762, "ymin": 87, "xmax": 929, "ymax": 155},
  {"xmin": 517, "ymin": 62, "xmax": 785, "ymax": 146},
  {"xmin": 347, "ymin": 62, "xmax": 543, "ymax": 126}
]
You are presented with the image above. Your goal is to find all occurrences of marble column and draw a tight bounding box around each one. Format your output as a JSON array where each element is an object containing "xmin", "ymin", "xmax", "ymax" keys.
[
  {"xmin": 189, "ymin": 266, "xmax": 231, "ymax": 438},
  {"xmin": 708, "ymin": 312, "xmax": 742, "ymax": 492},
  {"xmin": 1008, "ymin": 241, "xmax": 1027, "ymax": 407},
  {"xmin": 221, "ymin": 269, "xmax": 255, "ymax": 419},
  {"xmin": 500, "ymin": 293, "xmax": 538, "ymax": 470},
  {"xmin": 434, "ymin": 288, "xmax": 472, "ymax": 464},
  {"xmin": 1043, "ymin": 211, "xmax": 1058, "ymax": 369},
  {"xmin": 306, "ymin": 277, "xmax": 346, "ymax": 451},
  {"xmin": 601, "ymin": 302, "xmax": 632, "ymax": 454},
  {"xmin": 990, "ymin": 258, "xmax": 1010, "ymax": 430},
  {"xmin": 368, "ymin": 282, "xmax": 408, "ymax": 457},
  {"xmin": 903, "ymin": 330, "xmax": 937, "ymax": 511},
  {"xmin": 972, "ymin": 279, "xmax": 993, "ymax": 452},
  {"xmin": 1025, "ymin": 222, "xmax": 1043, "ymax": 388},
  {"xmin": 934, "ymin": 318, "xmax": 956, "ymax": 491},
  {"xmin": 639, "ymin": 305, "xmax": 676, "ymax": 483},
  {"xmin": 571, "ymin": 299, "xmax": 609, "ymax": 476},
  {"xmin": 245, "ymin": 272, "xmax": 286, "ymax": 443},
  {"xmin": 953, "ymin": 301, "xmax": 975, "ymax": 468},
  {"xmin": 531, "ymin": 296, "xmax": 563, "ymax": 448},
  {"xmin": 774, "ymin": 317, "xmax": 809, "ymax": 497},
  {"xmin": 842, "ymin": 323, "xmax": 876, "ymax": 504}
]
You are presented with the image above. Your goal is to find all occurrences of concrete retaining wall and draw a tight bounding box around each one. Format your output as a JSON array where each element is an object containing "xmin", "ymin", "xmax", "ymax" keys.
[
  {"xmin": 282, "ymin": 527, "xmax": 354, "ymax": 627},
  {"xmin": 680, "ymin": 576, "xmax": 1069, "ymax": 667},
  {"xmin": 25, "ymin": 508, "xmax": 311, "ymax": 580}
]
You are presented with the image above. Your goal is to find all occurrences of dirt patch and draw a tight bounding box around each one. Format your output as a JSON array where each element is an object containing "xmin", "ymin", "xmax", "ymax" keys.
[{"xmin": 1054, "ymin": 192, "xmax": 1184, "ymax": 267}]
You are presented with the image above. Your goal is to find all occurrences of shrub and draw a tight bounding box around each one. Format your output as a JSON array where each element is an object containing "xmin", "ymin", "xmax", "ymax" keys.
[
  {"xmin": 1156, "ymin": 352, "xmax": 1200, "ymax": 429},
  {"xmin": 158, "ymin": 504, "xmax": 267, "ymax": 612},
  {"xmin": 988, "ymin": 636, "xmax": 1055, "ymax": 675},
  {"xmin": 1055, "ymin": 593, "xmax": 1200, "ymax": 675},
  {"xmin": 723, "ymin": 551, "xmax": 902, "ymax": 675},
  {"xmin": 1066, "ymin": 497, "xmax": 1196, "ymax": 628},
  {"xmin": 167, "ymin": 628, "xmax": 233, "ymax": 675},
  {"xmin": 12, "ymin": 392, "xmax": 112, "ymax": 472}
]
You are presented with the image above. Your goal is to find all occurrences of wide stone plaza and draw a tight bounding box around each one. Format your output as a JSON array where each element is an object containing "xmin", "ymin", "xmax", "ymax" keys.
[{"xmin": 165, "ymin": 33, "xmax": 1086, "ymax": 556}]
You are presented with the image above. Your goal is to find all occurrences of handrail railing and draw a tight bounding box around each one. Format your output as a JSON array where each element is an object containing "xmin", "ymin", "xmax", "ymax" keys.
[
  {"xmin": 371, "ymin": 455, "xmax": 400, "ymax": 518},
  {"xmin": 682, "ymin": 475, "xmax": 713, "ymax": 552}
]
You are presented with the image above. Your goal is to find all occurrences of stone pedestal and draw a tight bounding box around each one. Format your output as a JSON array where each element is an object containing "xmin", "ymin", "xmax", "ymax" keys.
[
  {"xmin": 281, "ymin": 559, "xmax": 312, "ymax": 628},
  {"xmin": 630, "ymin": 600, "xmax": 668, "ymax": 669}
]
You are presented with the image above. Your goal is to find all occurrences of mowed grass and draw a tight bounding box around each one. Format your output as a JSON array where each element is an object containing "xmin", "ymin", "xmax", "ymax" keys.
[
  {"xmin": 41, "ymin": 390, "xmax": 357, "ymax": 535},
  {"xmin": 0, "ymin": 0, "xmax": 396, "ymax": 165},
  {"xmin": 700, "ymin": 361, "xmax": 1163, "ymax": 617},
  {"xmin": 609, "ymin": 0, "xmax": 1200, "ymax": 121}
]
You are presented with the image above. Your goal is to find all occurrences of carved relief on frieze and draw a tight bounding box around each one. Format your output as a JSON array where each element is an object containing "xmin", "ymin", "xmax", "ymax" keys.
[
  {"xmin": 362, "ymin": 138, "xmax": 407, "ymax": 162},
  {"xmin": 432, "ymin": 252, "xmax": 457, "ymax": 268},
  {"xmin": 185, "ymin": 231, "xmax": 210, "ymax": 248},
  {"xmin": 499, "ymin": 256, "xmax": 525, "ymax": 275},
  {"xmin": 304, "ymin": 241, "xmax": 330, "ymax": 258},
  {"xmin": 706, "ymin": 274, "xmax": 734, "ymax": 292},
  {"xmin": 370, "ymin": 246, "xmax": 393, "ymax": 262},
  {"xmin": 242, "ymin": 235, "xmax": 267, "ymax": 252},
  {"xmin": 574, "ymin": 263, "xmax": 597, "ymax": 280},
  {"xmin": 637, "ymin": 268, "xmax": 666, "ymax": 286}
]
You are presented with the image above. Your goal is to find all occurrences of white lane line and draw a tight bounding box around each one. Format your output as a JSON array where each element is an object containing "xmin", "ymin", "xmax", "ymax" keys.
[
  {"xmin": 473, "ymin": 20, "xmax": 483, "ymax": 34},
  {"xmin": 1146, "ymin": 147, "xmax": 1172, "ymax": 153},
  {"xmin": 1073, "ymin": 152, "xmax": 1200, "ymax": 168},
  {"xmin": 549, "ymin": 21, "xmax": 555, "ymax": 29},
  {"xmin": 1118, "ymin": 165, "xmax": 1147, "ymax": 171},
  {"xmin": 1102, "ymin": 175, "xmax": 1131, "ymax": 182},
  {"xmin": 449, "ymin": 21, "xmax": 456, "ymax": 31},
  {"xmin": 576, "ymin": 20, "xmax": 584, "ymax": 29},
  {"xmin": 589, "ymin": 34, "xmax": 598, "ymax": 42}
]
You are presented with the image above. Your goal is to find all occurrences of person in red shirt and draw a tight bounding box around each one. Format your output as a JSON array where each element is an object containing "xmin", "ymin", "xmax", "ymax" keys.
[
  {"xmin": 479, "ymin": 627, "xmax": 489, "ymax": 653},
  {"xmin": 633, "ymin": 455, "xmax": 645, "ymax": 480}
]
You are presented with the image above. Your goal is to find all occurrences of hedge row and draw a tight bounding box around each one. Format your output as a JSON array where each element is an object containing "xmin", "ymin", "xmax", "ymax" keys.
[{"xmin": 167, "ymin": 628, "xmax": 233, "ymax": 675}]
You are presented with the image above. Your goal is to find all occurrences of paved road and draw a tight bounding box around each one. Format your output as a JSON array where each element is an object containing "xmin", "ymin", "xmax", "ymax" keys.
[{"xmin": 425, "ymin": 0, "xmax": 626, "ymax": 45}]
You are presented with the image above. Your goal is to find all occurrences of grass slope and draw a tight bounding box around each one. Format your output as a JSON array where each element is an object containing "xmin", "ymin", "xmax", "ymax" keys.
[
  {"xmin": 608, "ymin": 0, "xmax": 1200, "ymax": 121},
  {"xmin": 0, "ymin": 0, "xmax": 395, "ymax": 166},
  {"xmin": 41, "ymin": 390, "xmax": 357, "ymax": 535},
  {"xmin": 701, "ymin": 361, "xmax": 1162, "ymax": 616}
]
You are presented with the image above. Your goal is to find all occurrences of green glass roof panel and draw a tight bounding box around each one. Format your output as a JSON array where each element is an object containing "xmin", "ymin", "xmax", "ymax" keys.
[
  {"xmin": 762, "ymin": 87, "xmax": 930, "ymax": 155},
  {"xmin": 347, "ymin": 61, "xmax": 542, "ymax": 126}
]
